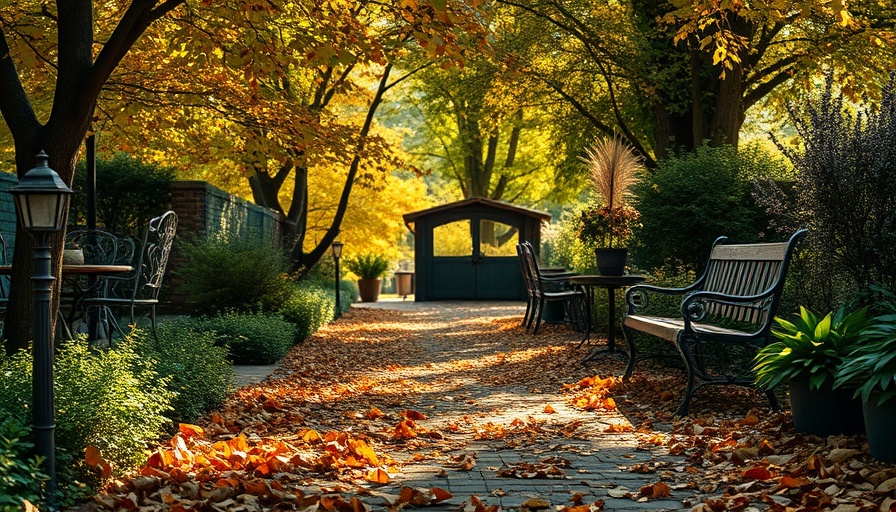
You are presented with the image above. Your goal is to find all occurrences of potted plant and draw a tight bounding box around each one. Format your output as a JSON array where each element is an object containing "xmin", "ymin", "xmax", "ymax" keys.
[
  {"xmin": 344, "ymin": 253, "xmax": 391, "ymax": 303},
  {"xmin": 752, "ymin": 305, "xmax": 870, "ymax": 436},
  {"xmin": 836, "ymin": 292, "xmax": 896, "ymax": 462},
  {"xmin": 579, "ymin": 136, "xmax": 642, "ymax": 275}
]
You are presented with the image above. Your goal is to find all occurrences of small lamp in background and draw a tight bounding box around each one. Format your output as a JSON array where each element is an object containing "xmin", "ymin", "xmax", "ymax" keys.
[
  {"xmin": 9, "ymin": 150, "xmax": 73, "ymax": 500},
  {"xmin": 331, "ymin": 241, "xmax": 344, "ymax": 318}
]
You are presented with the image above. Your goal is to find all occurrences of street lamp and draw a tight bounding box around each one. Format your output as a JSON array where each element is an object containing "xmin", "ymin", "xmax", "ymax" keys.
[
  {"xmin": 9, "ymin": 150, "xmax": 73, "ymax": 499},
  {"xmin": 331, "ymin": 241, "xmax": 344, "ymax": 318}
]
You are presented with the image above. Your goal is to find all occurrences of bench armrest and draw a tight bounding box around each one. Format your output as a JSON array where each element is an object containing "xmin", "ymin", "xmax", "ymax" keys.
[
  {"xmin": 624, "ymin": 282, "xmax": 701, "ymax": 314},
  {"xmin": 680, "ymin": 289, "xmax": 777, "ymax": 335}
]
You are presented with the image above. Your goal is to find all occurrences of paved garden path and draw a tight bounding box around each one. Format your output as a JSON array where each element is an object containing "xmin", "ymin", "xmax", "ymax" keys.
[{"xmin": 288, "ymin": 300, "xmax": 699, "ymax": 511}]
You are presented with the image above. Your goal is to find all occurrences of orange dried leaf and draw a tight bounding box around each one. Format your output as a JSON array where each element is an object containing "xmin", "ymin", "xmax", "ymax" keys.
[
  {"xmin": 178, "ymin": 423, "xmax": 205, "ymax": 439},
  {"xmin": 366, "ymin": 407, "xmax": 385, "ymax": 420},
  {"xmin": 431, "ymin": 487, "xmax": 452, "ymax": 503},
  {"xmin": 543, "ymin": 404, "xmax": 556, "ymax": 414},
  {"xmin": 743, "ymin": 466, "xmax": 773, "ymax": 481},
  {"xmin": 366, "ymin": 468, "xmax": 390, "ymax": 484},
  {"xmin": 404, "ymin": 409, "xmax": 427, "ymax": 420},
  {"xmin": 85, "ymin": 445, "xmax": 104, "ymax": 467},
  {"xmin": 303, "ymin": 429, "xmax": 323, "ymax": 443}
]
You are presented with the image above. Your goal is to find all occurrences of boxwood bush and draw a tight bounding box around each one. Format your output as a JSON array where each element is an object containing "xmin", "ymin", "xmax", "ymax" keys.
[
  {"xmin": 0, "ymin": 339, "xmax": 173, "ymax": 480},
  {"xmin": 176, "ymin": 234, "xmax": 293, "ymax": 316},
  {"xmin": 171, "ymin": 313, "xmax": 297, "ymax": 364},
  {"xmin": 0, "ymin": 418, "xmax": 46, "ymax": 510},
  {"xmin": 130, "ymin": 325, "xmax": 233, "ymax": 425},
  {"xmin": 630, "ymin": 144, "xmax": 780, "ymax": 271}
]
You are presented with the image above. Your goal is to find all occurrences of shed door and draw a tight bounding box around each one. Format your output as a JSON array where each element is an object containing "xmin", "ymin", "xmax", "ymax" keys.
[{"xmin": 430, "ymin": 217, "xmax": 525, "ymax": 300}]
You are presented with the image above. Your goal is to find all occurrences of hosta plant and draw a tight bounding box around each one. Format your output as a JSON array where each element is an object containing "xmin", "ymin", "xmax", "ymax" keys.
[
  {"xmin": 753, "ymin": 305, "xmax": 871, "ymax": 391},
  {"xmin": 836, "ymin": 291, "xmax": 896, "ymax": 405},
  {"xmin": 344, "ymin": 253, "xmax": 391, "ymax": 280}
]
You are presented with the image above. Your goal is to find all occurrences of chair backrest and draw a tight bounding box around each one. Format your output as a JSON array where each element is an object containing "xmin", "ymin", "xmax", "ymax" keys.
[
  {"xmin": 66, "ymin": 229, "xmax": 119, "ymax": 264},
  {"xmin": 520, "ymin": 242, "xmax": 547, "ymax": 296},
  {"xmin": 516, "ymin": 243, "xmax": 536, "ymax": 297},
  {"xmin": 131, "ymin": 211, "xmax": 178, "ymax": 301},
  {"xmin": 696, "ymin": 230, "xmax": 806, "ymax": 326},
  {"xmin": 114, "ymin": 237, "xmax": 137, "ymax": 266}
]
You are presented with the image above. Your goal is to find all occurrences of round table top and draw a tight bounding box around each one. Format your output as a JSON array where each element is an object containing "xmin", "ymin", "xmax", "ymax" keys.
[
  {"xmin": 0, "ymin": 264, "xmax": 133, "ymax": 275},
  {"xmin": 568, "ymin": 274, "xmax": 646, "ymax": 287}
]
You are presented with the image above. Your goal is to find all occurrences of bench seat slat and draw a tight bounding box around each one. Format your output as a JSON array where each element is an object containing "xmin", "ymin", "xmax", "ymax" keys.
[{"xmin": 624, "ymin": 314, "xmax": 748, "ymax": 342}]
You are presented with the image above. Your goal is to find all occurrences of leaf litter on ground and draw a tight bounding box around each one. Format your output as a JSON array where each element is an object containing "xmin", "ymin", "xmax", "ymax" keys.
[{"xmin": 82, "ymin": 307, "xmax": 896, "ymax": 511}]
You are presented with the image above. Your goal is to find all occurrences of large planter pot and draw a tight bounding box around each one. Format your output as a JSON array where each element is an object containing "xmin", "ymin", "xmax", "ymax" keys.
[
  {"xmin": 863, "ymin": 393, "xmax": 896, "ymax": 462},
  {"xmin": 789, "ymin": 378, "xmax": 864, "ymax": 436},
  {"xmin": 595, "ymin": 248, "xmax": 627, "ymax": 276},
  {"xmin": 357, "ymin": 278, "xmax": 382, "ymax": 303}
]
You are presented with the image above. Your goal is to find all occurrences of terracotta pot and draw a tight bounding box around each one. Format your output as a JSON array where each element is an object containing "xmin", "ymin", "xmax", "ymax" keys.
[
  {"xmin": 789, "ymin": 377, "xmax": 864, "ymax": 436},
  {"xmin": 595, "ymin": 247, "xmax": 627, "ymax": 276},
  {"xmin": 357, "ymin": 278, "xmax": 382, "ymax": 303}
]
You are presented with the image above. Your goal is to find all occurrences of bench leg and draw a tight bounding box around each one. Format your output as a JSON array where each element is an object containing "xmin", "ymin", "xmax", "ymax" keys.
[
  {"xmin": 675, "ymin": 334, "xmax": 699, "ymax": 416},
  {"xmin": 621, "ymin": 323, "xmax": 637, "ymax": 381}
]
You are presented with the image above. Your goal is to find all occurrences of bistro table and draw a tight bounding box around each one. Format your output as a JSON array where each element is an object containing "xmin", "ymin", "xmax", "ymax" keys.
[
  {"xmin": 568, "ymin": 274, "xmax": 646, "ymax": 362},
  {"xmin": 0, "ymin": 264, "xmax": 134, "ymax": 340}
]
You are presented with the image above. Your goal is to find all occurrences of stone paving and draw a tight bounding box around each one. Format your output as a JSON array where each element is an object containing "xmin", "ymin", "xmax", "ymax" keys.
[{"xmin": 236, "ymin": 300, "xmax": 699, "ymax": 511}]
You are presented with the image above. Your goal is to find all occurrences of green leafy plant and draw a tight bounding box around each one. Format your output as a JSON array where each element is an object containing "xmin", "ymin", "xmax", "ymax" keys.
[
  {"xmin": 280, "ymin": 280, "xmax": 345, "ymax": 342},
  {"xmin": 176, "ymin": 313, "xmax": 297, "ymax": 365},
  {"xmin": 130, "ymin": 326, "xmax": 233, "ymax": 425},
  {"xmin": 70, "ymin": 152, "xmax": 175, "ymax": 240},
  {"xmin": 0, "ymin": 339, "xmax": 173, "ymax": 480},
  {"xmin": 630, "ymin": 144, "xmax": 776, "ymax": 271},
  {"xmin": 580, "ymin": 136, "xmax": 643, "ymax": 248},
  {"xmin": 344, "ymin": 253, "xmax": 391, "ymax": 280},
  {"xmin": 176, "ymin": 234, "xmax": 293, "ymax": 315},
  {"xmin": 836, "ymin": 289, "xmax": 896, "ymax": 405},
  {"xmin": 0, "ymin": 418, "xmax": 47, "ymax": 510},
  {"xmin": 753, "ymin": 306, "xmax": 871, "ymax": 391}
]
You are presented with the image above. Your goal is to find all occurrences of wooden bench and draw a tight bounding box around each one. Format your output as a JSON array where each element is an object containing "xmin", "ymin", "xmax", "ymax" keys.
[{"xmin": 621, "ymin": 230, "xmax": 807, "ymax": 416}]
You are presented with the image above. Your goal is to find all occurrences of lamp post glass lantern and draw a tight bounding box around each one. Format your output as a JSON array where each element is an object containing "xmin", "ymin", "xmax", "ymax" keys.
[
  {"xmin": 331, "ymin": 241, "xmax": 344, "ymax": 317},
  {"xmin": 9, "ymin": 150, "xmax": 73, "ymax": 499}
]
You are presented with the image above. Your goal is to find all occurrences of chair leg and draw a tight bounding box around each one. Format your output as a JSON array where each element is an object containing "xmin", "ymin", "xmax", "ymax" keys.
[
  {"xmin": 765, "ymin": 389, "xmax": 782, "ymax": 411},
  {"xmin": 527, "ymin": 297, "xmax": 541, "ymax": 331},
  {"xmin": 532, "ymin": 298, "xmax": 546, "ymax": 334},
  {"xmin": 522, "ymin": 297, "xmax": 533, "ymax": 328}
]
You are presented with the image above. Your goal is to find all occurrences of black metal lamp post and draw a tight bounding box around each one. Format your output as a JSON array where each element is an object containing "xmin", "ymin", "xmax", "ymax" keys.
[
  {"xmin": 9, "ymin": 150, "xmax": 73, "ymax": 499},
  {"xmin": 331, "ymin": 241, "xmax": 344, "ymax": 318}
]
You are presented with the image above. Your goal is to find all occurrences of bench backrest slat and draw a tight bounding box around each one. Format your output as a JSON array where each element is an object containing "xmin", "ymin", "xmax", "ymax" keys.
[{"xmin": 702, "ymin": 240, "xmax": 793, "ymax": 326}]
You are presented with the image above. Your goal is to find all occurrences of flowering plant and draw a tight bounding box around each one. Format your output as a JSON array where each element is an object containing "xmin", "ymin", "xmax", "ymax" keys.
[{"xmin": 577, "ymin": 203, "xmax": 640, "ymax": 248}]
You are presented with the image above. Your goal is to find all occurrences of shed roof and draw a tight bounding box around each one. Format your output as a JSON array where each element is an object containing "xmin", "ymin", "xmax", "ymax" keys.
[{"xmin": 403, "ymin": 197, "xmax": 551, "ymax": 223}]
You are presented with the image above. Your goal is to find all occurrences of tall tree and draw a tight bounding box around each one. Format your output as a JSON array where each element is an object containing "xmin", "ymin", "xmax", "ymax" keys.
[
  {"xmin": 88, "ymin": 0, "xmax": 489, "ymax": 274},
  {"xmin": 500, "ymin": 0, "xmax": 896, "ymax": 162},
  {"xmin": 1, "ymin": 0, "xmax": 187, "ymax": 352}
]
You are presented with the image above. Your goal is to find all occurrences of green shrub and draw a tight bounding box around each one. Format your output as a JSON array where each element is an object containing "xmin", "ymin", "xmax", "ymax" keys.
[
  {"xmin": 281, "ymin": 280, "xmax": 342, "ymax": 342},
  {"xmin": 175, "ymin": 313, "xmax": 297, "ymax": 364},
  {"xmin": 344, "ymin": 253, "xmax": 391, "ymax": 279},
  {"xmin": 0, "ymin": 419, "xmax": 47, "ymax": 510},
  {"xmin": 765, "ymin": 72, "xmax": 896, "ymax": 307},
  {"xmin": 130, "ymin": 326, "xmax": 233, "ymax": 425},
  {"xmin": 176, "ymin": 234, "xmax": 293, "ymax": 315},
  {"xmin": 630, "ymin": 144, "xmax": 779, "ymax": 271},
  {"xmin": 0, "ymin": 339, "xmax": 173, "ymax": 479},
  {"xmin": 542, "ymin": 203, "xmax": 599, "ymax": 274},
  {"xmin": 70, "ymin": 153, "xmax": 175, "ymax": 240}
]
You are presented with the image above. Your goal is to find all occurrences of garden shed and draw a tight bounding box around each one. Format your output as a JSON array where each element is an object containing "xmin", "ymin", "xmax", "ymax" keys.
[{"xmin": 403, "ymin": 197, "xmax": 550, "ymax": 301}]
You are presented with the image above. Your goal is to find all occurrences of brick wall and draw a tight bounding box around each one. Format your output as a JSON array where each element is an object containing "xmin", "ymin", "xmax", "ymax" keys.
[
  {"xmin": 0, "ymin": 175, "xmax": 290, "ymax": 312},
  {"xmin": 165, "ymin": 181, "xmax": 289, "ymax": 311}
]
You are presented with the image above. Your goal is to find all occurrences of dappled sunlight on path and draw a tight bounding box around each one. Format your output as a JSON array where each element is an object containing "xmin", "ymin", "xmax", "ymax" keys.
[{"xmin": 85, "ymin": 302, "xmax": 896, "ymax": 512}]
